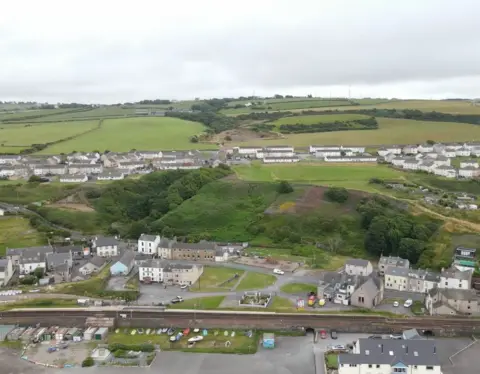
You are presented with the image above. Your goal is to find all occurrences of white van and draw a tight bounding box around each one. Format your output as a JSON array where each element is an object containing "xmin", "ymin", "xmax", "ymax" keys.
[
  {"xmin": 273, "ymin": 268, "xmax": 284, "ymax": 275},
  {"xmin": 404, "ymin": 299, "xmax": 413, "ymax": 308}
]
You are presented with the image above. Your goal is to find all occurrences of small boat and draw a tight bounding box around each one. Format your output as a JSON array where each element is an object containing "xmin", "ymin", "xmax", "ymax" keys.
[
  {"xmin": 131, "ymin": 330, "xmax": 137, "ymax": 335},
  {"xmin": 146, "ymin": 329, "xmax": 151, "ymax": 335}
]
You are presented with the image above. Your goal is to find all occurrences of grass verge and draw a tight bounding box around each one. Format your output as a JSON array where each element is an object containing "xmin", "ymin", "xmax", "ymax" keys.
[
  {"xmin": 191, "ymin": 267, "xmax": 245, "ymax": 292},
  {"xmin": 169, "ymin": 296, "xmax": 225, "ymax": 310},
  {"xmin": 280, "ymin": 282, "xmax": 317, "ymax": 294},
  {"xmin": 235, "ymin": 272, "xmax": 277, "ymax": 291}
]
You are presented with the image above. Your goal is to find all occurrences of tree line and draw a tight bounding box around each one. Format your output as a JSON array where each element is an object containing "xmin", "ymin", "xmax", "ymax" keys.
[{"xmin": 277, "ymin": 117, "xmax": 378, "ymax": 134}]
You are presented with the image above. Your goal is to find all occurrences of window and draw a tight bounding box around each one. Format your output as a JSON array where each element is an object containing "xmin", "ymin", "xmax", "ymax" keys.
[
  {"xmin": 414, "ymin": 365, "xmax": 418, "ymax": 369},
  {"xmin": 368, "ymin": 364, "xmax": 372, "ymax": 368},
  {"xmin": 376, "ymin": 365, "xmax": 380, "ymax": 368},
  {"xmin": 426, "ymin": 366, "xmax": 434, "ymax": 370},
  {"xmin": 393, "ymin": 368, "xmax": 406, "ymax": 373}
]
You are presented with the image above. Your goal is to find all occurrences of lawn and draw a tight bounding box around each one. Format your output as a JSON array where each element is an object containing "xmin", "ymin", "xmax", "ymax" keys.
[
  {"xmin": 0, "ymin": 120, "xmax": 99, "ymax": 153},
  {"xmin": 325, "ymin": 353, "xmax": 339, "ymax": 369},
  {"xmin": 233, "ymin": 163, "xmax": 405, "ymax": 192},
  {"xmin": 272, "ymin": 113, "xmax": 368, "ymax": 126},
  {"xmin": 235, "ymin": 272, "xmax": 277, "ymax": 291},
  {"xmin": 267, "ymin": 296, "xmax": 296, "ymax": 312},
  {"xmin": 231, "ymin": 117, "xmax": 480, "ymax": 147},
  {"xmin": 37, "ymin": 117, "xmax": 216, "ymax": 154},
  {"xmin": 169, "ymin": 296, "xmax": 225, "ymax": 310},
  {"xmin": 108, "ymin": 329, "xmax": 258, "ymax": 354},
  {"xmin": 0, "ymin": 217, "xmax": 46, "ymax": 256},
  {"xmin": 0, "ymin": 298, "xmax": 79, "ymax": 311},
  {"xmin": 280, "ymin": 282, "xmax": 317, "ymax": 294},
  {"xmin": 191, "ymin": 266, "xmax": 245, "ymax": 292},
  {"xmin": 245, "ymin": 247, "xmax": 308, "ymax": 263}
]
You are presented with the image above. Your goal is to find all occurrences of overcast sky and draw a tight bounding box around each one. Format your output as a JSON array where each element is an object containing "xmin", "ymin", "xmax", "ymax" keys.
[{"xmin": 1, "ymin": 0, "xmax": 480, "ymax": 103}]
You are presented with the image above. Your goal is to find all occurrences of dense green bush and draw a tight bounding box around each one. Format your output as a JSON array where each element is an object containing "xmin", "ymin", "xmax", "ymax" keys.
[
  {"xmin": 82, "ymin": 357, "xmax": 94, "ymax": 367},
  {"xmin": 325, "ymin": 187, "xmax": 349, "ymax": 203}
]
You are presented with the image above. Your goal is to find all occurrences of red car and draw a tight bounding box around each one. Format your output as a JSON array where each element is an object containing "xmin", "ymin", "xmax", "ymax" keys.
[{"xmin": 319, "ymin": 330, "xmax": 327, "ymax": 339}]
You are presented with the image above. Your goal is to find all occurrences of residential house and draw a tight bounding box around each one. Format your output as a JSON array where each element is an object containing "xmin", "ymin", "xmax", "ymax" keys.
[
  {"xmin": 408, "ymin": 269, "xmax": 440, "ymax": 294},
  {"xmin": 402, "ymin": 145, "xmax": 418, "ymax": 154},
  {"xmin": 338, "ymin": 338, "xmax": 442, "ymax": 374},
  {"xmin": 439, "ymin": 268, "xmax": 472, "ymax": 289},
  {"xmin": 345, "ymin": 259, "xmax": 373, "ymax": 276},
  {"xmin": 433, "ymin": 143, "xmax": 446, "ymax": 153},
  {"xmin": 445, "ymin": 142, "xmax": 463, "ymax": 150},
  {"xmin": 54, "ymin": 245, "xmax": 84, "ymax": 260},
  {"xmin": 263, "ymin": 156, "xmax": 300, "ymax": 163},
  {"xmin": 460, "ymin": 160, "xmax": 479, "ymax": 168},
  {"xmin": 0, "ymin": 155, "xmax": 22, "ymax": 164},
  {"xmin": 433, "ymin": 155, "xmax": 450, "ymax": 167},
  {"xmin": 456, "ymin": 146, "xmax": 471, "ymax": 157},
  {"xmin": 458, "ymin": 166, "xmax": 480, "ymax": 179},
  {"xmin": 59, "ymin": 174, "xmax": 88, "ymax": 183},
  {"xmin": 0, "ymin": 208, "xmax": 4, "ymax": 216},
  {"xmin": 135, "ymin": 151, "xmax": 163, "ymax": 159},
  {"xmin": 433, "ymin": 165, "xmax": 457, "ymax": 178},
  {"xmin": 18, "ymin": 247, "xmax": 53, "ymax": 275},
  {"xmin": 157, "ymin": 238, "xmax": 175, "ymax": 259},
  {"xmin": 378, "ymin": 255, "xmax": 410, "ymax": 276},
  {"xmin": 402, "ymin": 159, "xmax": 420, "ymax": 170},
  {"xmin": 317, "ymin": 272, "xmax": 356, "ymax": 304},
  {"xmin": 256, "ymin": 148, "xmax": 295, "ymax": 159},
  {"xmin": 137, "ymin": 234, "xmax": 161, "ymax": 254},
  {"xmin": 0, "ymin": 165, "xmax": 29, "ymax": 178},
  {"xmin": 314, "ymin": 150, "xmax": 341, "ymax": 158},
  {"xmin": 116, "ymin": 160, "xmax": 145, "ymax": 171},
  {"xmin": 110, "ymin": 250, "xmax": 135, "ymax": 276},
  {"xmin": 233, "ymin": 146, "xmax": 263, "ymax": 156},
  {"xmin": 382, "ymin": 153, "xmax": 396, "ymax": 163},
  {"xmin": 471, "ymin": 147, "xmax": 480, "ymax": 157},
  {"xmin": 97, "ymin": 171, "xmax": 125, "ymax": 181},
  {"xmin": 378, "ymin": 146, "xmax": 401, "ymax": 156},
  {"xmin": 350, "ymin": 275, "xmax": 384, "ymax": 309},
  {"xmin": 163, "ymin": 263, "xmax": 204, "ymax": 285},
  {"xmin": 93, "ymin": 237, "xmax": 119, "ymax": 257},
  {"xmin": 139, "ymin": 259, "xmax": 165, "ymax": 283},
  {"xmin": 324, "ymin": 156, "xmax": 377, "ymax": 163},
  {"xmin": 78, "ymin": 256, "xmax": 107, "ymax": 276},
  {"xmin": 157, "ymin": 160, "xmax": 203, "ymax": 170},
  {"xmin": 0, "ymin": 258, "xmax": 14, "ymax": 286},
  {"xmin": 452, "ymin": 247, "xmax": 476, "ymax": 271},
  {"xmin": 417, "ymin": 144, "xmax": 434, "ymax": 153},
  {"xmin": 419, "ymin": 160, "xmax": 435, "ymax": 173},
  {"xmin": 391, "ymin": 157, "xmax": 406, "ymax": 167},
  {"xmin": 309, "ymin": 145, "xmax": 341, "ymax": 153},
  {"xmin": 426, "ymin": 287, "xmax": 478, "ymax": 315},
  {"xmin": 46, "ymin": 251, "xmax": 72, "ymax": 273},
  {"xmin": 442, "ymin": 147, "xmax": 457, "ymax": 158},
  {"xmin": 68, "ymin": 163, "xmax": 103, "ymax": 175},
  {"xmin": 170, "ymin": 241, "xmax": 217, "ymax": 261},
  {"xmin": 67, "ymin": 152, "xmax": 100, "ymax": 162},
  {"xmin": 384, "ymin": 266, "xmax": 409, "ymax": 291},
  {"xmin": 32, "ymin": 164, "xmax": 67, "ymax": 176},
  {"xmin": 134, "ymin": 253, "xmax": 152, "ymax": 267}
]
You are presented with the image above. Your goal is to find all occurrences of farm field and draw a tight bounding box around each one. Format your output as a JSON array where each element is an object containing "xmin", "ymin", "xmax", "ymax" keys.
[
  {"xmin": 0, "ymin": 108, "xmax": 78, "ymax": 121},
  {"xmin": 37, "ymin": 117, "xmax": 216, "ymax": 154},
  {"xmin": 233, "ymin": 163, "xmax": 405, "ymax": 192},
  {"xmin": 0, "ymin": 120, "xmax": 99, "ymax": 153},
  {"xmin": 0, "ymin": 217, "xmax": 46, "ymax": 256},
  {"xmin": 289, "ymin": 99, "xmax": 480, "ymax": 115},
  {"xmin": 231, "ymin": 117, "xmax": 480, "ymax": 147},
  {"xmin": 271, "ymin": 113, "xmax": 368, "ymax": 126},
  {"xmin": 23, "ymin": 106, "xmax": 135, "ymax": 121}
]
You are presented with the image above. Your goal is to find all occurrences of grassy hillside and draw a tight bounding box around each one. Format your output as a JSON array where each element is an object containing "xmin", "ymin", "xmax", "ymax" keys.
[
  {"xmin": 231, "ymin": 117, "xmax": 480, "ymax": 147},
  {"xmin": 272, "ymin": 113, "xmax": 369, "ymax": 126},
  {"xmin": 38, "ymin": 117, "xmax": 214, "ymax": 154},
  {"xmin": 0, "ymin": 217, "xmax": 47, "ymax": 255}
]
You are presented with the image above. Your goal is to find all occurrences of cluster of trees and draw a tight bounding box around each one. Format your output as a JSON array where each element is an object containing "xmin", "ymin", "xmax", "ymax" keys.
[
  {"xmin": 357, "ymin": 196, "xmax": 439, "ymax": 264},
  {"xmin": 19, "ymin": 267, "xmax": 45, "ymax": 285},
  {"xmin": 92, "ymin": 167, "xmax": 232, "ymax": 238},
  {"xmin": 325, "ymin": 187, "xmax": 349, "ymax": 203},
  {"xmin": 165, "ymin": 111, "xmax": 236, "ymax": 133},
  {"xmin": 136, "ymin": 99, "xmax": 171, "ymax": 105},
  {"xmin": 277, "ymin": 181, "xmax": 294, "ymax": 194},
  {"xmin": 278, "ymin": 117, "xmax": 378, "ymax": 134}
]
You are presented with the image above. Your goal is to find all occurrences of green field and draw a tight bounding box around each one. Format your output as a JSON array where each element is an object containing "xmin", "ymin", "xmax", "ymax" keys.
[
  {"xmin": 191, "ymin": 267, "xmax": 245, "ymax": 292},
  {"xmin": 37, "ymin": 117, "xmax": 216, "ymax": 154},
  {"xmin": 169, "ymin": 296, "xmax": 225, "ymax": 309},
  {"xmin": 0, "ymin": 120, "xmax": 99, "ymax": 153},
  {"xmin": 233, "ymin": 163, "xmax": 405, "ymax": 192},
  {"xmin": 0, "ymin": 108, "xmax": 79, "ymax": 121},
  {"xmin": 235, "ymin": 272, "xmax": 277, "ymax": 291},
  {"xmin": 233, "ymin": 117, "xmax": 480, "ymax": 147},
  {"xmin": 0, "ymin": 217, "xmax": 46, "ymax": 256},
  {"xmin": 272, "ymin": 114, "xmax": 368, "ymax": 126},
  {"xmin": 280, "ymin": 282, "xmax": 317, "ymax": 294}
]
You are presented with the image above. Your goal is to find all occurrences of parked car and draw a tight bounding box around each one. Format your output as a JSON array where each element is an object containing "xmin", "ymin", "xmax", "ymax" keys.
[
  {"xmin": 171, "ymin": 298, "xmax": 182, "ymax": 304},
  {"xmin": 332, "ymin": 345, "xmax": 346, "ymax": 351},
  {"xmin": 404, "ymin": 299, "xmax": 413, "ymax": 308},
  {"xmin": 393, "ymin": 301, "xmax": 399, "ymax": 307},
  {"xmin": 320, "ymin": 330, "xmax": 327, "ymax": 339},
  {"xmin": 390, "ymin": 334, "xmax": 403, "ymax": 340},
  {"xmin": 330, "ymin": 330, "xmax": 338, "ymax": 339},
  {"xmin": 273, "ymin": 268, "xmax": 285, "ymax": 275}
]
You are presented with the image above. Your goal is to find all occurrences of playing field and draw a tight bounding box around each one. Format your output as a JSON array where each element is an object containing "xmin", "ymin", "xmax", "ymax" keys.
[
  {"xmin": 0, "ymin": 120, "xmax": 99, "ymax": 153},
  {"xmin": 37, "ymin": 117, "xmax": 216, "ymax": 154},
  {"xmin": 233, "ymin": 163, "xmax": 405, "ymax": 192},
  {"xmin": 232, "ymin": 117, "xmax": 480, "ymax": 147},
  {"xmin": 272, "ymin": 113, "xmax": 368, "ymax": 126}
]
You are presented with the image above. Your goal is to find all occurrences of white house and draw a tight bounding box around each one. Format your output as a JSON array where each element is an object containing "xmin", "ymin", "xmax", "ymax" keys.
[
  {"xmin": 456, "ymin": 147, "xmax": 471, "ymax": 157},
  {"xmin": 384, "ymin": 267, "xmax": 409, "ymax": 291},
  {"xmin": 68, "ymin": 163, "xmax": 103, "ymax": 175},
  {"xmin": 138, "ymin": 234, "xmax": 161, "ymax": 254},
  {"xmin": 0, "ymin": 155, "xmax": 22, "ymax": 164},
  {"xmin": 310, "ymin": 145, "xmax": 341, "ymax": 153},
  {"xmin": 256, "ymin": 149, "xmax": 295, "ymax": 159},
  {"xmin": 402, "ymin": 145, "xmax": 418, "ymax": 154},
  {"xmin": 0, "ymin": 208, "xmax": 4, "ymax": 216},
  {"xmin": 445, "ymin": 143, "xmax": 463, "ymax": 150},
  {"xmin": 338, "ymin": 339, "xmax": 442, "ymax": 374},
  {"xmin": 459, "ymin": 166, "xmax": 480, "ymax": 179},
  {"xmin": 345, "ymin": 146, "xmax": 366, "ymax": 153},
  {"xmin": 391, "ymin": 157, "xmax": 405, "ymax": 167},
  {"xmin": 345, "ymin": 259, "xmax": 373, "ymax": 276},
  {"xmin": 234, "ymin": 146, "xmax": 263, "ymax": 156},
  {"xmin": 93, "ymin": 237, "xmax": 119, "ymax": 257},
  {"xmin": 433, "ymin": 143, "xmax": 446, "ymax": 153},
  {"xmin": 419, "ymin": 161, "xmax": 435, "ymax": 173},
  {"xmin": 116, "ymin": 160, "xmax": 145, "ymax": 171},
  {"xmin": 471, "ymin": 147, "xmax": 480, "ymax": 157},
  {"xmin": 97, "ymin": 172, "xmax": 125, "ymax": 181},
  {"xmin": 0, "ymin": 258, "xmax": 14, "ymax": 286},
  {"xmin": 442, "ymin": 147, "xmax": 457, "ymax": 158},
  {"xmin": 19, "ymin": 250, "xmax": 51, "ymax": 275},
  {"xmin": 32, "ymin": 164, "xmax": 67, "ymax": 176},
  {"xmin": 402, "ymin": 160, "xmax": 420, "ymax": 170},
  {"xmin": 315, "ymin": 150, "xmax": 341, "ymax": 158},
  {"xmin": 439, "ymin": 268, "xmax": 472, "ymax": 290},
  {"xmin": 263, "ymin": 156, "xmax": 299, "ymax": 164},
  {"xmin": 460, "ymin": 160, "xmax": 479, "ymax": 168},
  {"xmin": 433, "ymin": 156, "xmax": 450, "ymax": 167},
  {"xmin": 378, "ymin": 146, "xmax": 401, "ymax": 156},
  {"xmin": 324, "ymin": 156, "xmax": 377, "ymax": 163},
  {"xmin": 139, "ymin": 259, "xmax": 164, "ymax": 283},
  {"xmin": 418, "ymin": 144, "xmax": 434, "ymax": 153},
  {"xmin": 59, "ymin": 175, "xmax": 88, "ymax": 183},
  {"xmin": 263, "ymin": 145, "xmax": 294, "ymax": 152},
  {"xmin": 433, "ymin": 165, "xmax": 457, "ymax": 178},
  {"xmin": 135, "ymin": 151, "xmax": 163, "ymax": 159},
  {"xmin": 423, "ymin": 152, "xmax": 438, "ymax": 159}
]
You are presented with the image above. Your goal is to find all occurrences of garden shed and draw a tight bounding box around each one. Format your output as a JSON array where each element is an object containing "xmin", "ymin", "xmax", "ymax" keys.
[{"xmin": 94, "ymin": 327, "xmax": 108, "ymax": 340}]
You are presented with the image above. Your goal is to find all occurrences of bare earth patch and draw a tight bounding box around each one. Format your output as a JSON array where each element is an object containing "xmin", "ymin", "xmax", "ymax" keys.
[
  {"xmin": 218, "ymin": 128, "xmax": 282, "ymax": 143},
  {"xmin": 234, "ymin": 257, "xmax": 299, "ymax": 272},
  {"xmin": 48, "ymin": 203, "xmax": 95, "ymax": 212}
]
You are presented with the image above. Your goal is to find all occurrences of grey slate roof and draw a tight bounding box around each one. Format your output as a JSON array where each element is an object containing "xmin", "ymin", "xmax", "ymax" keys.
[
  {"xmin": 0, "ymin": 259, "xmax": 8, "ymax": 272},
  {"xmin": 430, "ymin": 287, "xmax": 477, "ymax": 301},
  {"xmin": 7, "ymin": 246, "xmax": 52, "ymax": 257},
  {"xmin": 139, "ymin": 234, "xmax": 158, "ymax": 242},
  {"xmin": 338, "ymin": 339, "xmax": 440, "ymax": 366},
  {"xmin": 379, "ymin": 256, "xmax": 409, "ymax": 268},
  {"xmin": 118, "ymin": 251, "xmax": 135, "ymax": 267},
  {"xmin": 95, "ymin": 237, "xmax": 119, "ymax": 247},
  {"xmin": 441, "ymin": 268, "xmax": 472, "ymax": 281},
  {"xmin": 346, "ymin": 259, "xmax": 370, "ymax": 267},
  {"xmin": 385, "ymin": 266, "xmax": 409, "ymax": 278},
  {"xmin": 46, "ymin": 252, "xmax": 71, "ymax": 268},
  {"xmin": 89, "ymin": 256, "xmax": 106, "ymax": 267}
]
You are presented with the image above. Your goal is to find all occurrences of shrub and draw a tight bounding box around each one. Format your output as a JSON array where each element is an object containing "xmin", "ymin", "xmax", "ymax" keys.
[
  {"xmin": 325, "ymin": 187, "xmax": 349, "ymax": 203},
  {"xmin": 277, "ymin": 180, "xmax": 293, "ymax": 194},
  {"xmin": 82, "ymin": 357, "xmax": 94, "ymax": 367}
]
